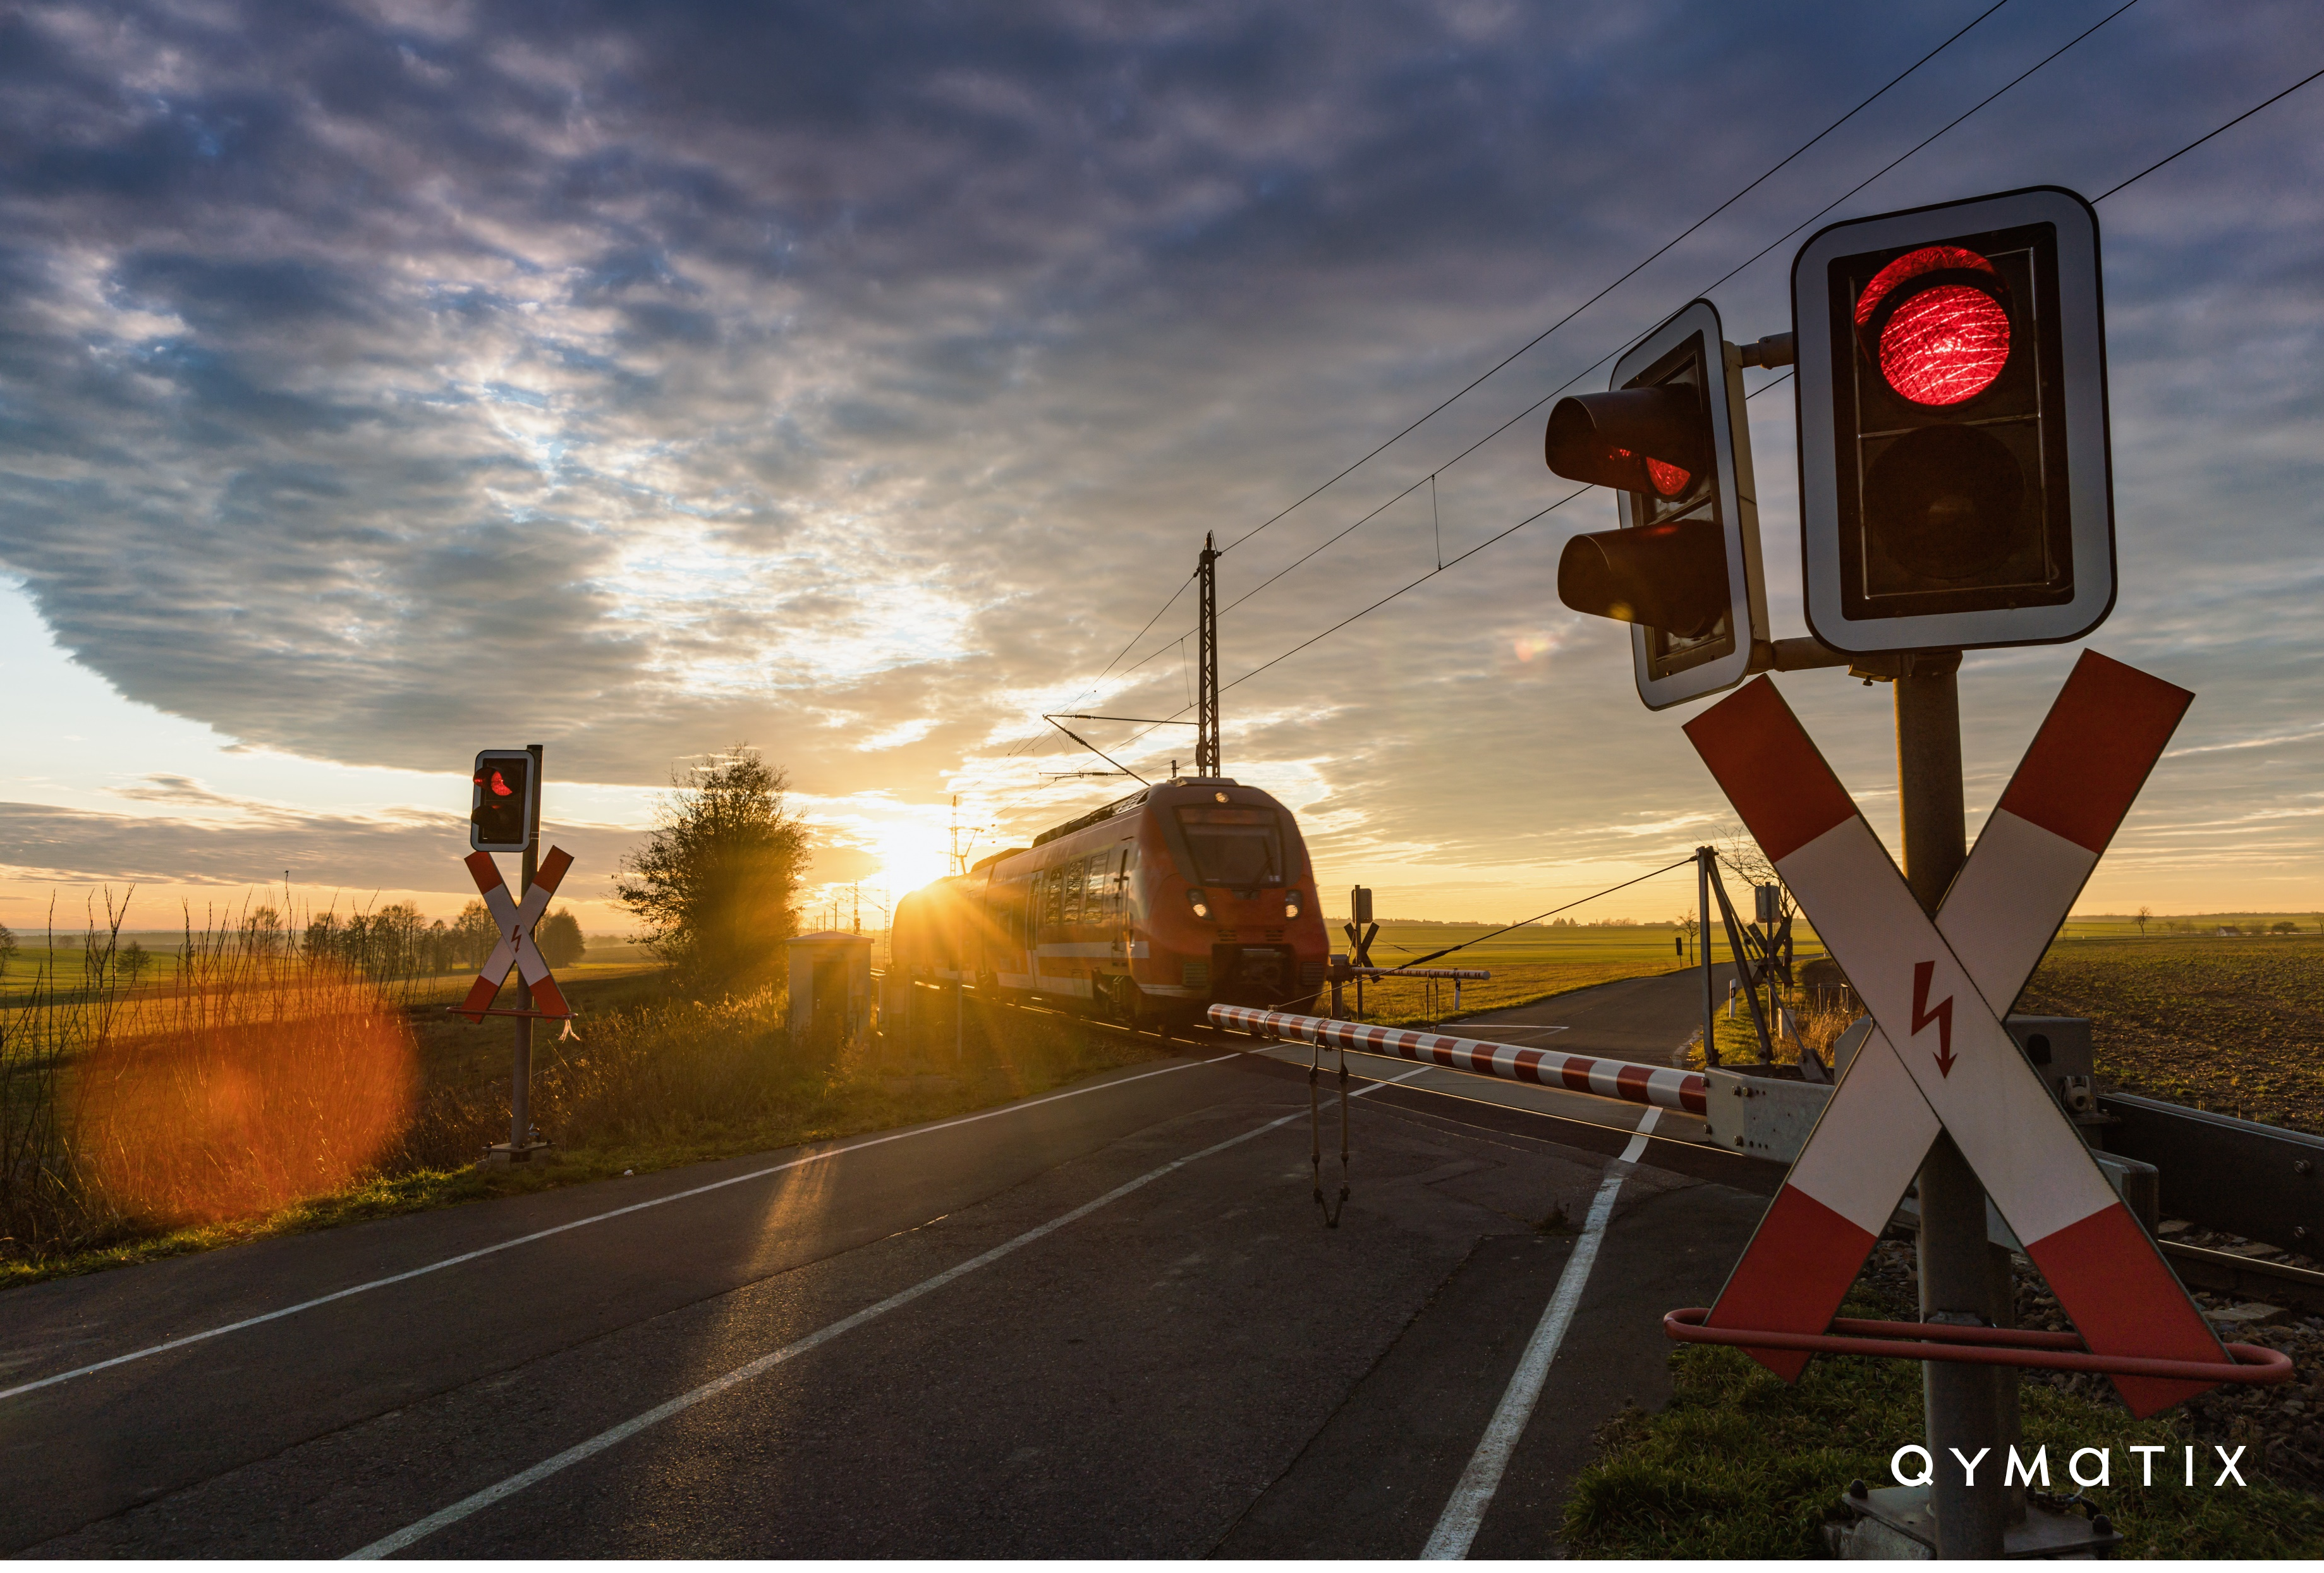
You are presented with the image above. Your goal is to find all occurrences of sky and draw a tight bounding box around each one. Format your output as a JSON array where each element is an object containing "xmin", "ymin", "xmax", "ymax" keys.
[{"xmin": 3, "ymin": 0, "xmax": 2320, "ymax": 940}]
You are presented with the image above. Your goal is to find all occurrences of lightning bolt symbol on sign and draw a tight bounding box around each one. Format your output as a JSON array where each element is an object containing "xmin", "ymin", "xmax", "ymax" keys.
[{"xmin": 1911, "ymin": 960, "xmax": 1956, "ymax": 1078}]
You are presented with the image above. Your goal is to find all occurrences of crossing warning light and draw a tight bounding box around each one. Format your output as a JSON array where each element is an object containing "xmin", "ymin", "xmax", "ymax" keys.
[
  {"xmin": 1547, "ymin": 299, "xmax": 1768, "ymax": 710},
  {"xmin": 470, "ymin": 749, "xmax": 537, "ymax": 853},
  {"xmin": 1794, "ymin": 186, "xmax": 2115, "ymax": 653}
]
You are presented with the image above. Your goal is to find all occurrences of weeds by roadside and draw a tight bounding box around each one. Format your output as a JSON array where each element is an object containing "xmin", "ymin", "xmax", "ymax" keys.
[{"xmin": 2, "ymin": 904, "xmax": 1171, "ymax": 1291}]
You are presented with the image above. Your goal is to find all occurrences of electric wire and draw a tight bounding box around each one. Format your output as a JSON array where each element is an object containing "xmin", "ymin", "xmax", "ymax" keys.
[
  {"xmin": 1109, "ymin": 1, "xmax": 2145, "ymax": 707},
  {"xmin": 982, "ymin": 10, "xmax": 2311, "ymax": 851},
  {"xmin": 1384, "ymin": 857, "xmax": 1700, "ymax": 970},
  {"xmin": 1214, "ymin": 0, "xmax": 2016, "ymax": 559},
  {"xmin": 2093, "ymin": 59, "xmax": 2324, "ymax": 201}
]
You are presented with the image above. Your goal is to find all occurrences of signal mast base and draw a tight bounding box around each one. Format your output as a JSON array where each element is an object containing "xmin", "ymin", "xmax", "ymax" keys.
[{"xmin": 1830, "ymin": 1482, "xmax": 2121, "ymax": 1560}]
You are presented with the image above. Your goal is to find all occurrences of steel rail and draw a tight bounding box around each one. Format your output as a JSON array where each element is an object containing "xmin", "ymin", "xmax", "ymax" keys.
[{"xmin": 1208, "ymin": 1005, "xmax": 1708, "ymax": 1117}]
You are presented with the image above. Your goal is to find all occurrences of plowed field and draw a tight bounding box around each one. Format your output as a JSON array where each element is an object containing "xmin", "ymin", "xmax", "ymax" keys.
[{"xmin": 2017, "ymin": 935, "xmax": 2324, "ymax": 1134}]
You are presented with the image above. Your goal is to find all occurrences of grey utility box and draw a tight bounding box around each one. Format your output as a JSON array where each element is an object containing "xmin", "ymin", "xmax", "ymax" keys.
[{"xmin": 786, "ymin": 932, "xmax": 874, "ymax": 1055}]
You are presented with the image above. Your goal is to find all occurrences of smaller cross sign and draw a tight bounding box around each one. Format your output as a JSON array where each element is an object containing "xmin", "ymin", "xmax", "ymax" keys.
[{"xmin": 457, "ymin": 846, "xmax": 574, "ymax": 1023}]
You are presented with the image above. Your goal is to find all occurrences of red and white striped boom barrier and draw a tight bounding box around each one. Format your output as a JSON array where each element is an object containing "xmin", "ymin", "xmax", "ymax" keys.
[{"xmin": 1209, "ymin": 1004, "xmax": 1706, "ymax": 1116}]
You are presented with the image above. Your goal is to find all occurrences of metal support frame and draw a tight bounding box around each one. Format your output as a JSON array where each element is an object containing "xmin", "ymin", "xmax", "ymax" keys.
[{"xmin": 1196, "ymin": 532, "xmax": 1220, "ymax": 777}]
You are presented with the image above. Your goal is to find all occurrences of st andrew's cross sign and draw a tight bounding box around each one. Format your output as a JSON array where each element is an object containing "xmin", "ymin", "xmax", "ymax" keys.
[
  {"xmin": 1683, "ymin": 652, "xmax": 2230, "ymax": 1417},
  {"xmin": 458, "ymin": 845, "xmax": 575, "ymax": 1023}
]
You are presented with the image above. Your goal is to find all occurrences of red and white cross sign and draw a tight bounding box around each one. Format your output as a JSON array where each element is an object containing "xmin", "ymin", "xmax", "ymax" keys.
[
  {"xmin": 1684, "ymin": 652, "xmax": 2225, "ymax": 1417},
  {"xmin": 457, "ymin": 846, "xmax": 574, "ymax": 1023}
]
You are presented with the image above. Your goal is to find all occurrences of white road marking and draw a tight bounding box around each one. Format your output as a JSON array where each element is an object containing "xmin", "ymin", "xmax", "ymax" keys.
[
  {"xmin": 1421, "ymin": 1105, "xmax": 1662, "ymax": 1560},
  {"xmin": 1444, "ymin": 1022, "xmax": 1569, "ymax": 1036},
  {"xmin": 348, "ymin": 1066, "xmax": 1430, "ymax": 1559},
  {"xmin": 1, "ymin": 1052, "xmax": 1250, "ymax": 1405}
]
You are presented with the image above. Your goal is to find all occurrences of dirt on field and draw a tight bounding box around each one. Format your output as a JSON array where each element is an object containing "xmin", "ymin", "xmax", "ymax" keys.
[{"xmin": 2017, "ymin": 936, "xmax": 2324, "ymax": 1135}]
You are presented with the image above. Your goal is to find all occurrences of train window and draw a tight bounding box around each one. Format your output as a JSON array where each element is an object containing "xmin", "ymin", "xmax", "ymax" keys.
[
  {"xmin": 1039, "ymin": 869, "xmax": 1062, "ymax": 932},
  {"xmin": 1174, "ymin": 806, "xmax": 1284, "ymax": 886},
  {"xmin": 1083, "ymin": 855, "xmax": 1109, "ymax": 918},
  {"xmin": 1062, "ymin": 858, "xmax": 1085, "ymax": 925}
]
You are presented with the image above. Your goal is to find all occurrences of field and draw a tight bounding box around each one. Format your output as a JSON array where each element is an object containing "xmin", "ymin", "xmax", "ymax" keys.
[
  {"xmin": 1345, "ymin": 921, "xmax": 1728, "ymax": 1027},
  {"xmin": 2019, "ymin": 933, "xmax": 2324, "ymax": 1133}
]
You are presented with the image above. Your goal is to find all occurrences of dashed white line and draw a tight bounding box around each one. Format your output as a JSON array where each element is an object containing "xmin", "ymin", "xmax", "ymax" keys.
[
  {"xmin": 348, "ymin": 1065, "xmax": 1430, "ymax": 1559},
  {"xmin": 1420, "ymin": 1104, "xmax": 1662, "ymax": 1560},
  {"xmin": 3, "ymin": 1052, "xmax": 1248, "ymax": 1405}
]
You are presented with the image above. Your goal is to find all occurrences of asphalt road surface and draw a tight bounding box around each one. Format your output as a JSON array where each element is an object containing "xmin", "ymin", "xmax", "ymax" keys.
[{"xmin": 2, "ymin": 970, "xmax": 1777, "ymax": 1558}]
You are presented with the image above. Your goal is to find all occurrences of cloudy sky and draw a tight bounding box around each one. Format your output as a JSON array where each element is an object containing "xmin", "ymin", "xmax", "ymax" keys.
[{"xmin": 3, "ymin": 0, "xmax": 2320, "ymax": 937}]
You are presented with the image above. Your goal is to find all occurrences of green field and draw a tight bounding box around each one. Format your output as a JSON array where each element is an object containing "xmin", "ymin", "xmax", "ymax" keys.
[{"xmin": 1346, "ymin": 921, "xmax": 1735, "ymax": 1028}]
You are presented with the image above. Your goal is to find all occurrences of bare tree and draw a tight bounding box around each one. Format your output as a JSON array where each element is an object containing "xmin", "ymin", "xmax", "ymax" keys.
[{"xmin": 2135, "ymin": 904, "xmax": 2152, "ymax": 938}]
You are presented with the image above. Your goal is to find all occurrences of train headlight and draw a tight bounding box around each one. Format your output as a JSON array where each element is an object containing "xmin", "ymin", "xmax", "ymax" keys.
[
  {"xmin": 1186, "ymin": 888, "xmax": 1212, "ymax": 920},
  {"xmin": 1283, "ymin": 889, "xmax": 1303, "ymax": 919}
]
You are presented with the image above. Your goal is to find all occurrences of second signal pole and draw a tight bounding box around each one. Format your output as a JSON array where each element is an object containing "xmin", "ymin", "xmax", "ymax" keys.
[{"xmin": 1196, "ymin": 532, "xmax": 1220, "ymax": 777}]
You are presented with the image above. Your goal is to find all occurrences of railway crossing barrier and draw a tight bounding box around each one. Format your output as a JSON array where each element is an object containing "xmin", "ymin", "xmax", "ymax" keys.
[{"xmin": 1207, "ymin": 1004, "xmax": 1707, "ymax": 1117}]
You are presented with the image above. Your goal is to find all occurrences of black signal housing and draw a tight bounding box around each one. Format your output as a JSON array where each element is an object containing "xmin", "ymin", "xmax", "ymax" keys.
[
  {"xmin": 1545, "ymin": 298, "xmax": 1767, "ymax": 710},
  {"xmin": 1793, "ymin": 186, "xmax": 2114, "ymax": 653}
]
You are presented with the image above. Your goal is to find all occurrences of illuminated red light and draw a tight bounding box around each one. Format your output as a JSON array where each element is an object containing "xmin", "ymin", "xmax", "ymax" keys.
[
  {"xmin": 1879, "ymin": 286, "xmax": 2009, "ymax": 405},
  {"xmin": 1608, "ymin": 446, "xmax": 1693, "ymax": 498},
  {"xmin": 1645, "ymin": 458, "xmax": 1692, "ymax": 497},
  {"xmin": 489, "ymin": 770, "xmax": 514, "ymax": 797},
  {"xmin": 1856, "ymin": 245, "xmax": 2011, "ymax": 407}
]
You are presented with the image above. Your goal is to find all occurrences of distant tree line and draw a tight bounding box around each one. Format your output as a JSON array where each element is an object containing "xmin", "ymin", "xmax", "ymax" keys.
[{"xmin": 296, "ymin": 901, "xmax": 585, "ymax": 978}]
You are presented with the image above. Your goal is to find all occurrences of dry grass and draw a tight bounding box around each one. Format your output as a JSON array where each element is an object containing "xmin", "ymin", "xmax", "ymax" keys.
[{"xmin": 1, "ymin": 897, "xmax": 1172, "ymax": 1288}]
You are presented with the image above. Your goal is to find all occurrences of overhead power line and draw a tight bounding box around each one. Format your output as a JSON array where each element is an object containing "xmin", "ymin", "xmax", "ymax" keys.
[
  {"xmin": 2094, "ymin": 59, "xmax": 2324, "ymax": 201},
  {"xmin": 976, "ymin": 11, "xmax": 2319, "ymax": 846},
  {"xmin": 1213, "ymin": 0, "xmax": 2016, "ymax": 559},
  {"xmin": 1105, "ymin": 2, "xmax": 2145, "ymax": 707}
]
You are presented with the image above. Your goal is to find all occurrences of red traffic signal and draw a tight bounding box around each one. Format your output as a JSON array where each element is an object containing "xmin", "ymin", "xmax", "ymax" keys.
[
  {"xmin": 470, "ymin": 749, "xmax": 537, "ymax": 853},
  {"xmin": 1795, "ymin": 187, "xmax": 2114, "ymax": 653},
  {"xmin": 1545, "ymin": 300, "xmax": 1768, "ymax": 710},
  {"xmin": 1544, "ymin": 385, "xmax": 1711, "ymax": 499}
]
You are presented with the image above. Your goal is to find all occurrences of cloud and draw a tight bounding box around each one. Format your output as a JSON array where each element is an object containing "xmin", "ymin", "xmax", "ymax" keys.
[{"xmin": 1, "ymin": 0, "xmax": 2320, "ymax": 918}]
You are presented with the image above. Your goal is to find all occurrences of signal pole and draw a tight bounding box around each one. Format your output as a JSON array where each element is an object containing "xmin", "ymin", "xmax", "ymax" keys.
[
  {"xmin": 1895, "ymin": 653, "xmax": 2014, "ymax": 1558},
  {"xmin": 1196, "ymin": 532, "xmax": 1220, "ymax": 776},
  {"xmin": 511, "ymin": 742, "xmax": 544, "ymax": 1156}
]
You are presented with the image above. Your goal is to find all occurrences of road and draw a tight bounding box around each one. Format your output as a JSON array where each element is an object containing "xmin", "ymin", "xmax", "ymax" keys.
[{"xmin": 0, "ymin": 969, "xmax": 1777, "ymax": 1558}]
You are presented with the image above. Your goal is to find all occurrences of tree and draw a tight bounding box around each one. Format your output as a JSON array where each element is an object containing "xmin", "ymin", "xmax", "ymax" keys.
[
  {"xmin": 0, "ymin": 920, "xmax": 15, "ymax": 980},
  {"xmin": 538, "ymin": 908, "xmax": 587, "ymax": 969},
  {"xmin": 2135, "ymin": 904, "xmax": 2152, "ymax": 937},
  {"xmin": 616, "ymin": 746, "xmax": 808, "ymax": 994},
  {"xmin": 451, "ymin": 900, "xmax": 498, "ymax": 971}
]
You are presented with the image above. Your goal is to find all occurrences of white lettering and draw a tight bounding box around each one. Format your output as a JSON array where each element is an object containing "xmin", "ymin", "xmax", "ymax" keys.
[
  {"xmin": 2215, "ymin": 1445, "xmax": 2247, "ymax": 1487},
  {"xmin": 2005, "ymin": 1445, "xmax": 2050, "ymax": 1487},
  {"xmin": 1891, "ymin": 1445, "xmax": 1935, "ymax": 1488},
  {"xmin": 2069, "ymin": 1447, "xmax": 2111, "ymax": 1488},
  {"xmin": 1950, "ymin": 1446, "xmax": 1992, "ymax": 1486},
  {"xmin": 2131, "ymin": 1444, "xmax": 2165, "ymax": 1486}
]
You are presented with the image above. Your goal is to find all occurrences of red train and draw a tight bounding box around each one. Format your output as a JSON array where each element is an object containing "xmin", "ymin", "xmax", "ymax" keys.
[{"xmin": 891, "ymin": 775, "xmax": 1329, "ymax": 1026}]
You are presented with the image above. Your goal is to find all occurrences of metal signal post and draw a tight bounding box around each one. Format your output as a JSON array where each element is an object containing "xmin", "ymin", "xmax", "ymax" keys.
[{"xmin": 1196, "ymin": 532, "xmax": 1220, "ymax": 776}]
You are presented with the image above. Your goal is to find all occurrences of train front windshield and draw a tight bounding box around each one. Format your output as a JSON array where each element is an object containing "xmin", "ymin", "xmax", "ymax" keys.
[{"xmin": 1174, "ymin": 806, "xmax": 1284, "ymax": 885}]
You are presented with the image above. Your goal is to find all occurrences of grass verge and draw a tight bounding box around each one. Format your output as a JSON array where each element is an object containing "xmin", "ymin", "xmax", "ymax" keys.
[
  {"xmin": 2, "ymin": 978, "xmax": 1171, "ymax": 1292},
  {"xmin": 1560, "ymin": 1285, "xmax": 2324, "ymax": 1558}
]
